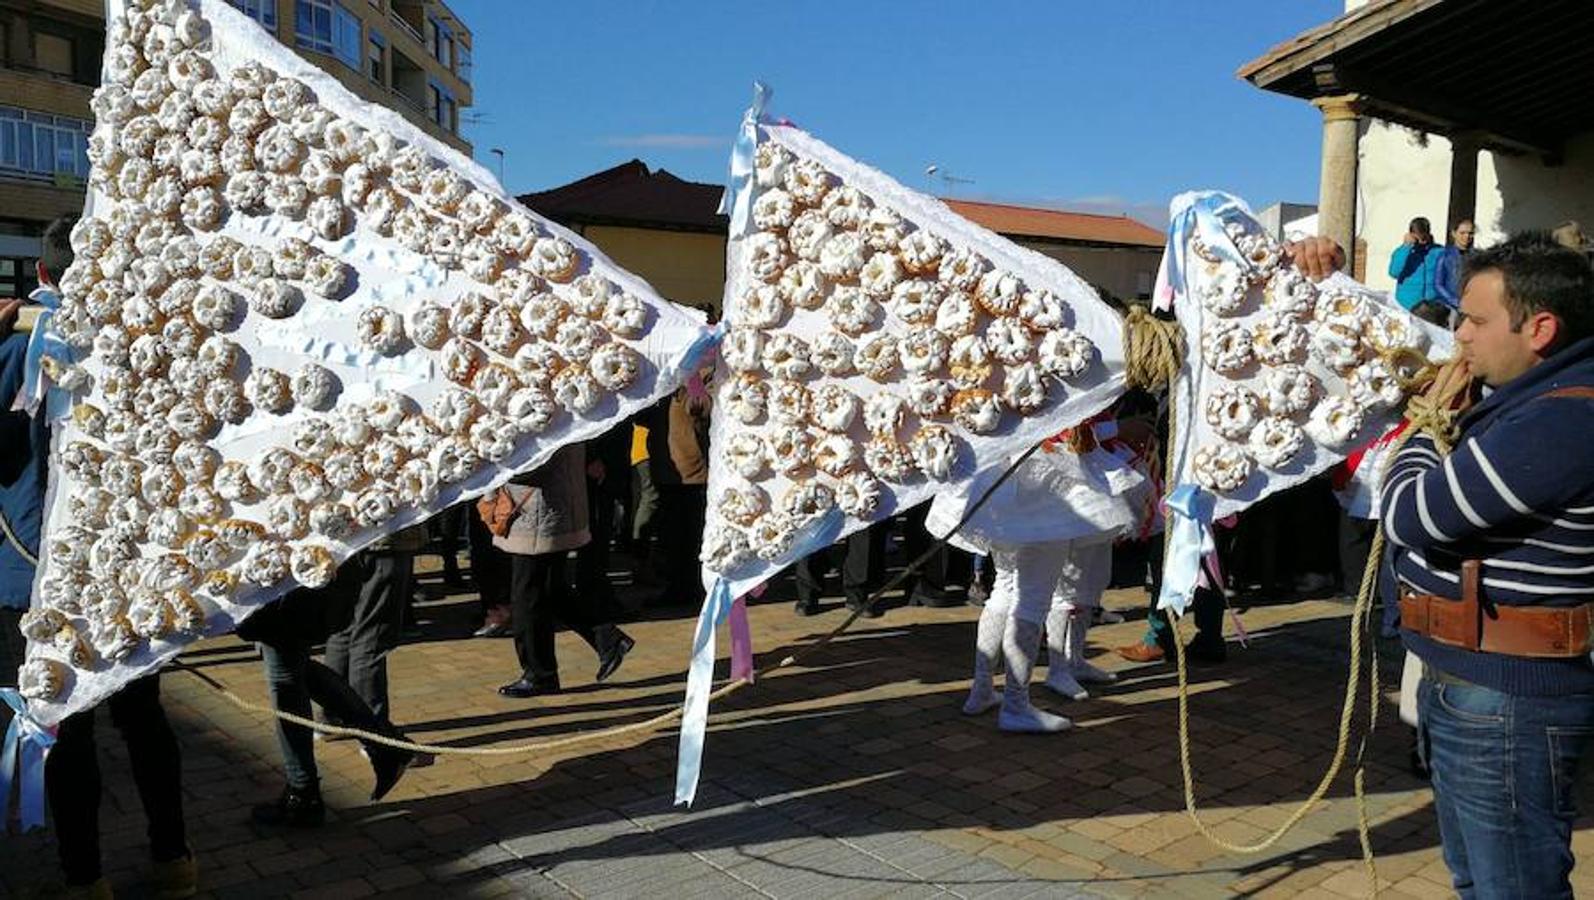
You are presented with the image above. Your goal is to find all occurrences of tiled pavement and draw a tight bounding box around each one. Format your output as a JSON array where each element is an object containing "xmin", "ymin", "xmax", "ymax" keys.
[{"xmin": 6, "ymin": 551, "xmax": 1594, "ymax": 898}]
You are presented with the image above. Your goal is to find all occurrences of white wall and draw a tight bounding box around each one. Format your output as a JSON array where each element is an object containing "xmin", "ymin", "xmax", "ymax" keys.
[
  {"xmin": 1354, "ymin": 120, "xmax": 1452, "ymax": 291},
  {"xmin": 1476, "ymin": 131, "xmax": 1594, "ymax": 247},
  {"xmin": 1354, "ymin": 119, "xmax": 1594, "ymax": 289}
]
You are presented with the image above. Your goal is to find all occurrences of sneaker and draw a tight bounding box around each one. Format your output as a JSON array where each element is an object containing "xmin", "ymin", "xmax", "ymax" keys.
[
  {"xmin": 472, "ymin": 621, "xmax": 512, "ymax": 639},
  {"xmin": 1091, "ymin": 608, "xmax": 1125, "ymax": 626},
  {"xmin": 151, "ymin": 851, "xmax": 199, "ymax": 900},
  {"xmin": 252, "ymin": 785, "xmax": 326, "ymax": 828}
]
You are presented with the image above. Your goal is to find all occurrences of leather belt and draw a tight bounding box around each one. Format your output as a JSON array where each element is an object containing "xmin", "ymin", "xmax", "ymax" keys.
[{"xmin": 1399, "ymin": 560, "xmax": 1594, "ymax": 659}]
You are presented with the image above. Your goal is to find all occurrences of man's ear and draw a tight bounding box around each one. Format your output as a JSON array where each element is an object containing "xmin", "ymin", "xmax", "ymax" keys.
[{"xmin": 1527, "ymin": 310, "xmax": 1562, "ymax": 355}]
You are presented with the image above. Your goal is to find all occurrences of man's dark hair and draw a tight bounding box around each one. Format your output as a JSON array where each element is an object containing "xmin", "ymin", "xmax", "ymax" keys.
[
  {"xmin": 40, "ymin": 215, "xmax": 77, "ymax": 282},
  {"xmin": 1463, "ymin": 230, "xmax": 1594, "ymax": 344}
]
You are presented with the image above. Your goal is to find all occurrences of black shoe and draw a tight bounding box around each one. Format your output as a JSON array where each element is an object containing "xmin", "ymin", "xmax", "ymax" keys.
[
  {"xmin": 794, "ymin": 600, "xmax": 821, "ymax": 617},
  {"xmin": 252, "ymin": 784, "xmax": 325, "ymax": 828},
  {"xmin": 1184, "ymin": 638, "xmax": 1227, "ymax": 665},
  {"xmin": 498, "ymin": 677, "xmax": 560, "ymax": 699},
  {"xmin": 595, "ymin": 634, "xmax": 635, "ymax": 683},
  {"xmin": 367, "ymin": 744, "xmax": 415, "ymax": 801},
  {"xmin": 846, "ymin": 602, "xmax": 883, "ymax": 620},
  {"xmin": 909, "ymin": 590, "xmax": 963, "ymax": 609}
]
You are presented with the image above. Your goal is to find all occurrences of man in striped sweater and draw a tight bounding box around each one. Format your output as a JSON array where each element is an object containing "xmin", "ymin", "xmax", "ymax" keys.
[{"xmin": 1381, "ymin": 232, "xmax": 1594, "ymax": 898}]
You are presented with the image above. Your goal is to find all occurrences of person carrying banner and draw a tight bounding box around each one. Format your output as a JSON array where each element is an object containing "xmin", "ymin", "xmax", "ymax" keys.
[{"xmin": 1382, "ymin": 231, "xmax": 1594, "ymax": 897}]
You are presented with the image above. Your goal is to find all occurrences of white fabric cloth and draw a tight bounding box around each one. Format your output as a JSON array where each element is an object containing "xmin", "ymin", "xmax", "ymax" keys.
[{"xmin": 926, "ymin": 444, "xmax": 1147, "ymax": 554}]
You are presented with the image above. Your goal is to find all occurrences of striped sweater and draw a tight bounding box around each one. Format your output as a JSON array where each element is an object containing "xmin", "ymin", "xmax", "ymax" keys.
[{"xmin": 1382, "ymin": 335, "xmax": 1594, "ymax": 696}]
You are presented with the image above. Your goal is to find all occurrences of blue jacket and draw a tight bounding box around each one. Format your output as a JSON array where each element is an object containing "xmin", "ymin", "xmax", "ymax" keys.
[
  {"xmin": 0, "ymin": 332, "xmax": 48, "ymax": 610},
  {"xmin": 1387, "ymin": 242, "xmax": 1443, "ymax": 310},
  {"xmin": 1383, "ymin": 335, "xmax": 1594, "ymax": 695},
  {"xmin": 1434, "ymin": 245, "xmax": 1466, "ymax": 309}
]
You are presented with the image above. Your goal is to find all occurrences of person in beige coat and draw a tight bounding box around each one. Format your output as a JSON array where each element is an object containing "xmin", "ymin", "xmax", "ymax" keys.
[{"xmin": 496, "ymin": 443, "xmax": 635, "ymax": 698}]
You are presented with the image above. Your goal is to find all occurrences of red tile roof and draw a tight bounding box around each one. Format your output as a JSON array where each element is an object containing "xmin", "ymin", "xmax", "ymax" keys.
[
  {"xmin": 522, "ymin": 162, "xmax": 1164, "ymax": 248},
  {"xmin": 942, "ymin": 199, "xmax": 1164, "ymax": 248}
]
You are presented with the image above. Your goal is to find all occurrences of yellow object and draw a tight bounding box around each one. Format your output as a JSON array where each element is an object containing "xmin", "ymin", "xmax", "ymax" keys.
[
  {"xmin": 151, "ymin": 853, "xmax": 199, "ymax": 900},
  {"xmin": 14, "ymin": 306, "xmax": 41, "ymax": 333},
  {"xmin": 630, "ymin": 424, "xmax": 650, "ymax": 466}
]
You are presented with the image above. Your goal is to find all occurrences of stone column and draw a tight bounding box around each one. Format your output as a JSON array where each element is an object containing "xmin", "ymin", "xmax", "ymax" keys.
[
  {"xmin": 1312, "ymin": 94, "xmax": 1362, "ymax": 273},
  {"xmin": 1447, "ymin": 131, "xmax": 1481, "ymax": 230}
]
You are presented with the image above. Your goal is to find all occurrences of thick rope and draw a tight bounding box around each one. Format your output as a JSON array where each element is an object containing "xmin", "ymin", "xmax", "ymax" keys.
[
  {"xmin": 1123, "ymin": 306, "xmax": 1184, "ymax": 393},
  {"xmin": 0, "ymin": 509, "xmax": 39, "ymax": 567}
]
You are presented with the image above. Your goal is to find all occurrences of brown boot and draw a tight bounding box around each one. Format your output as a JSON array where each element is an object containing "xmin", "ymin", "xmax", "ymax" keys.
[
  {"xmin": 151, "ymin": 852, "xmax": 198, "ymax": 899},
  {"xmin": 1115, "ymin": 642, "xmax": 1165, "ymax": 663}
]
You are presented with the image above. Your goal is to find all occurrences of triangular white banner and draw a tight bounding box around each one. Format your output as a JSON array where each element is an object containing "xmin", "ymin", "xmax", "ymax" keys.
[{"xmin": 17, "ymin": 0, "xmax": 711, "ymax": 724}]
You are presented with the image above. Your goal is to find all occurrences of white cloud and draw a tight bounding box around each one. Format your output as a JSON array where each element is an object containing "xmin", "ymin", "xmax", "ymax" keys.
[{"xmin": 598, "ymin": 133, "xmax": 724, "ymax": 150}]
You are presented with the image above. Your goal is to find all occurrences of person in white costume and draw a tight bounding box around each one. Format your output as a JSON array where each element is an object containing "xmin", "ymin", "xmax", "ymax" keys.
[{"xmin": 926, "ymin": 411, "xmax": 1153, "ymax": 732}]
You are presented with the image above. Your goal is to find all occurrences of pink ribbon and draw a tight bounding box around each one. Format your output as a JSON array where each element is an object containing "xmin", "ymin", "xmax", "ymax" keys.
[{"xmin": 728, "ymin": 593, "xmax": 755, "ymax": 683}]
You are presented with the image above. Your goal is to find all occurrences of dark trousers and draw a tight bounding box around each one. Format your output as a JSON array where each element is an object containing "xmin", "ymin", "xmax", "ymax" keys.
[
  {"xmin": 631, "ymin": 461, "xmax": 659, "ymax": 543},
  {"xmin": 577, "ymin": 476, "xmax": 619, "ymax": 608},
  {"xmin": 655, "ymin": 484, "xmax": 707, "ymax": 604},
  {"xmin": 794, "ymin": 522, "xmax": 888, "ymax": 608},
  {"xmin": 258, "ymin": 641, "xmax": 399, "ymax": 790},
  {"xmin": 1142, "ymin": 538, "xmax": 1225, "ymax": 650},
  {"xmin": 324, "ymin": 551, "xmax": 412, "ymax": 721},
  {"xmin": 46, "ymin": 675, "xmax": 187, "ymax": 885},
  {"xmin": 510, "ymin": 551, "xmax": 624, "ymax": 687},
  {"xmin": 469, "ymin": 511, "xmax": 511, "ymax": 621},
  {"xmin": 899, "ymin": 505, "xmax": 969, "ymax": 601},
  {"xmin": 0, "ymin": 607, "xmax": 22, "ymax": 733}
]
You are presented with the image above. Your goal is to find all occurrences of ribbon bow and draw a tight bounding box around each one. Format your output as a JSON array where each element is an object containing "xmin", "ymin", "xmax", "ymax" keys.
[
  {"xmin": 1156, "ymin": 484, "xmax": 1217, "ymax": 617},
  {"xmin": 20, "ymin": 285, "xmax": 76, "ymax": 420},
  {"xmin": 2, "ymin": 688, "xmax": 57, "ymax": 832},
  {"xmin": 717, "ymin": 82, "xmax": 773, "ymax": 240}
]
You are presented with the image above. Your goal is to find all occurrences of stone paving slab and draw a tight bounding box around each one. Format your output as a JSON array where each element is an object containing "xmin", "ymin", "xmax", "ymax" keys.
[{"xmin": 5, "ymin": 548, "xmax": 1594, "ymax": 897}]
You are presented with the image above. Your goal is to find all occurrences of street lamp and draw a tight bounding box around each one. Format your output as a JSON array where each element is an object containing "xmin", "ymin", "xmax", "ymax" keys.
[{"xmin": 490, "ymin": 147, "xmax": 505, "ymax": 186}]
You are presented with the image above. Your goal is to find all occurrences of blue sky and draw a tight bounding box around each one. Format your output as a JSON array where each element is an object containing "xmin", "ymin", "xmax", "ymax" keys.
[{"xmin": 448, "ymin": 1, "xmax": 1344, "ymax": 227}]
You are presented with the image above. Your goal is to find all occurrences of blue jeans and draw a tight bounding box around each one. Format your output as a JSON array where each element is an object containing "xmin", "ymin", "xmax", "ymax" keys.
[{"xmin": 1418, "ymin": 675, "xmax": 1594, "ymax": 898}]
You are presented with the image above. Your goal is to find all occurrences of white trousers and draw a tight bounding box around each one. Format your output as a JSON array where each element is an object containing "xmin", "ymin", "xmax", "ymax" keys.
[{"xmin": 988, "ymin": 537, "xmax": 1115, "ymax": 626}]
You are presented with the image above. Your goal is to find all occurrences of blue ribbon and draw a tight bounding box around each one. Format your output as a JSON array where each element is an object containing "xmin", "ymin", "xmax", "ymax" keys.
[
  {"xmin": 674, "ymin": 508, "xmax": 842, "ymax": 806},
  {"xmin": 1156, "ymin": 484, "xmax": 1216, "ymax": 617},
  {"xmin": 717, "ymin": 82, "xmax": 772, "ymax": 241},
  {"xmin": 1, "ymin": 688, "xmax": 56, "ymax": 832},
  {"xmin": 1162, "ymin": 191, "xmax": 1252, "ymax": 313},
  {"xmin": 21, "ymin": 285, "xmax": 77, "ymax": 421}
]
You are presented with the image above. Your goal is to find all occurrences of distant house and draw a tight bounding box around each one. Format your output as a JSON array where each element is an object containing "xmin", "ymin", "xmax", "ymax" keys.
[{"xmin": 521, "ymin": 160, "xmax": 1164, "ymax": 312}]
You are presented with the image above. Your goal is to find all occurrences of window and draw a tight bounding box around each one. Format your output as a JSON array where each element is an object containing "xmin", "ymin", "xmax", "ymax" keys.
[
  {"xmin": 33, "ymin": 32, "xmax": 75, "ymax": 77},
  {"xmin": 427, "ymin": 17, "xmax": 452, "ymax": 69},
  {"xmin": 228, "ymin": 0, "xmax": 278, "ymax": 29},
  {"xmin": 457, "ymin": 43, "xmax": 471, "ymax": 84},
  {"xmin": 428, "ymin": 82, "xmax": 455, "ymax": 134},
  {"xmin": 0, "ymin": 107, "xmax": 91, "ymax": 181},
  {"xmin": 296, "ymin": 0, "xmax": 363, "ymax": 71},
  {"xmin": 367, "ymin": 30, "xmax": 385, "ymax": 82}
]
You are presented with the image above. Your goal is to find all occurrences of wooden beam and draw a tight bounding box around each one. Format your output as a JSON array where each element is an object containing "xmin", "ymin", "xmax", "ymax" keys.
[{"xmin": 1238, "ymin": 0, "xmax": 1450, "ymax": 90}]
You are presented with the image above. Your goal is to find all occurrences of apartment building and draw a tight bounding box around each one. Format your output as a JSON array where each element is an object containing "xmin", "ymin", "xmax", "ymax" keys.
[{"xmin": 0, "ymin": 0, "xmax": 475, "ymax": 297}]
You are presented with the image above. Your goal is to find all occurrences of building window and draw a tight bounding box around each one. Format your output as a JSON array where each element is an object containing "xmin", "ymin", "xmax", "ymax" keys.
[
  {"xmin": 228, "ymin": 0, "xmax": 278, "ymax": 29},
  {"xmin": 0, "ymin": 106, "xmax": 91, "ymax": 181},
  {"xmin": 295, "ymin": 0, "xmax": 363, "ymax": 71},
  {"xmin": 457, "ymin": 43, "xmax": 471, "ymax": 84},
  {"xmin": 32, "ymin": 32, "xmax": 75, "ymax": 77},
  {"xmin": 427, "ymin": 17, "xmax": 452, "ymax": 69},
  {"xmin": 428, "ymin": 83, "xmax": 455, "ymax": 134},
  {"xmin": 367, "ymin": 31, "xmax": 385, "ymax": 82}
]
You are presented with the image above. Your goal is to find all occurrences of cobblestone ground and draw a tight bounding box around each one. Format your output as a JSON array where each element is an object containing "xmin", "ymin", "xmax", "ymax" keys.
[{"xmin": 6, "ymin": 549, "xmax": 1593, "ymax": 898}]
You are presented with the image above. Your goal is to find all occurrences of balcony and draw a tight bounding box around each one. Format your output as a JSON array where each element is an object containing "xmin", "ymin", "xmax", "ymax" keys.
[
  {"xmin": 389, "ymin": 0, "xmax": 426, "ymax": 47},
  {"xmin": 390, "ymin": 46, "xmax": 429, "ymax": 113}
]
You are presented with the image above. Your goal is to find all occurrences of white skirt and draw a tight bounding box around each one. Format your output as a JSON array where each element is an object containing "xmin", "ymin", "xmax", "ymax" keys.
[{"xmin": 925, "ymin": 445, "xmax": 1149, "ymax": 554}]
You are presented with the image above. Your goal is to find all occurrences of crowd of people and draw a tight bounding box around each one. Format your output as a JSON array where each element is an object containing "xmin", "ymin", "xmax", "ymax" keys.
[{"xmin": 5, "ymin": 216, "xmax": 1594, "ymax": 897}]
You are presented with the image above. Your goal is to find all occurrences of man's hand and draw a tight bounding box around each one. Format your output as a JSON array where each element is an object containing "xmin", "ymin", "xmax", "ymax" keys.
[
  {"xmin": 1283, "ymin": 236, "xmax": 1346, "ymax": 282},
  {"xmin": 0, "ymin": 298, "xmax": 20, "ymax": 341},
  {"xmin": 1402, "ymin": 231, "xmax": 1416, "ymax": 246}
]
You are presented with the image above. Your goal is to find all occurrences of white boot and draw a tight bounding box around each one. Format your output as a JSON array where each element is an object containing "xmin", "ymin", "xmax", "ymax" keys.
[
  {"xmin": 998, "ymin": 618, "xmax": 1071, "ymax": 733},
  {"xmin": 1068, "ymin": 607, "xmax": 1118, "ymax": 685},
  {"xmin": 962, "ymin": 601, "xmax": 1004, "ymax": 715},
  {"xmin": 1043, "ymin": 607, "xmax": 1089, "ymax": 701}
]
